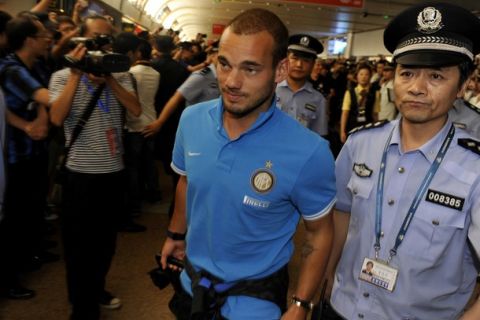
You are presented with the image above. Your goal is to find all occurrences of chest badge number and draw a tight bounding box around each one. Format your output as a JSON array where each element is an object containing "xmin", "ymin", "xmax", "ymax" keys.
[
  {"xmin": 251, "ymin": 161, "xmax": 275, "ymax": 194},
  {"xmin": 425, "ymin": 189, "xmax": 464, "ymax": 211}
]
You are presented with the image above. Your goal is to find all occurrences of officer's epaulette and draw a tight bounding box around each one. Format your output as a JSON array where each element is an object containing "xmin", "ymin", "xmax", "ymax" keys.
[
  {"xmin": 200, "ymin": 67, "xmax": 211, "ymax": 75},
  {"xmin": 348, "ymin": 120, "xmax": 389, "ymax": 135},
  {"xmin": 458, "ymin": 138, "xmax": 480, "ymax": 155},
  {"xmin": 463, "ymin": 100, "xmax": 480, "ymax": 115}
]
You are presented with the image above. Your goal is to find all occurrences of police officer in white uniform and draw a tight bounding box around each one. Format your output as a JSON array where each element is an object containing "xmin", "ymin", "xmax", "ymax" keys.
[
  {"xmin": 324, "ymin": 2, "xmax": 480, "ymax": 319},
  {"xmin": 276, "ymin": 34, "xmax": 328, "ymax": 137}
]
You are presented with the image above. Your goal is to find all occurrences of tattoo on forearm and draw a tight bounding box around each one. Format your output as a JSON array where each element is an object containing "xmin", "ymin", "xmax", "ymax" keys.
[{"xmin": 301, "ymin": 242, "xmax": 314, "ymax": 259}]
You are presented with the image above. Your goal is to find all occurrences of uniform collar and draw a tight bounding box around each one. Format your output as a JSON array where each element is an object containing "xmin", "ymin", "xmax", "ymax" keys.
[
  {"xmin": 389, "ymin": 117, "xmax": 454, "ymax": 163},
  {"xmin": 209, "ymin": 97, "xmax": 277, "ymax": 140},
  {"xmin": 278, "ymin": 79, "xmax": 314, "ymax": 93}
]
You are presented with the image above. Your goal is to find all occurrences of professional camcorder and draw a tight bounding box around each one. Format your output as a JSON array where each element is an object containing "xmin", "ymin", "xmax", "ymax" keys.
[{"xmin": 63, "ymin": 35, "xmax": 131, "ymax": 76}]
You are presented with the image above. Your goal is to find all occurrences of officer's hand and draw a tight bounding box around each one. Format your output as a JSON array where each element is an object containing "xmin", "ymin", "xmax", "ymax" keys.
[
  {"xmin": 160, "ymin": 237, "xmax": 185, "ymax": 271},
  {"xmin": 281, "ymin": 304, "xmax": 307, "ymax": 320},
  {"xmin": 142, "ymin": 121, "xmax": 162, "ymax": 137}
]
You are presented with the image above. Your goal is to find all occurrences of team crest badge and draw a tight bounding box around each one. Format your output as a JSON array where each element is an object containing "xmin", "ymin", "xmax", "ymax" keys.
[
  {"xmin": 417, "ymin": 7, "xmax": 443, "ymax": 34},
  {"xmin": 300, "ymin": 36, "xmax": 310, "ymax": 46},
  {"xmin": 251, "ymin": 161, "xmax": 275, "ymax": 193}
]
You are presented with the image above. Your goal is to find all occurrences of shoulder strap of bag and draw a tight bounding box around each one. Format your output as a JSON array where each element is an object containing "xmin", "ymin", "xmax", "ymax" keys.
[{"xmin": 61, "ymin": 83, "xmax": 106, "ymax": 167}]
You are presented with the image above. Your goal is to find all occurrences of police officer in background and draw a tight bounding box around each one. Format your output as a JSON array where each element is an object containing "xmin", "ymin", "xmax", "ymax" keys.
[
  {"xmin": 143, "ymin": 41, "xmax": 220, "ymax": 138},
  {"xmin": 276, "ymin": 34, "xmax": 328, "ymax": 137},
  {"xmin": 450, "ymin": 98, "xmax": 480, "ymax": 139},
  {"xmin": 324, "ymin": 3, "xmax": 480, "ymax": 319}
]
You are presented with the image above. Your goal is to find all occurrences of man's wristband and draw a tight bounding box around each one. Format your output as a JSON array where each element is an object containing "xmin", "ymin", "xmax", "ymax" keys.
[
  {"xmin": 166, "ymin": 230, "xmax": 186, "ymax": 241},
  {"xmin": 291, "ymin": 295, "xmax": 314, "ymax": 311}
]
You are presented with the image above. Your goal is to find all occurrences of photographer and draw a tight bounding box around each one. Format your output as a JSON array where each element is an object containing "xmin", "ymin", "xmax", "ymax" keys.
[{"xmin": 48, "ymin": 15, "xmax": 140, "ymax": 320}]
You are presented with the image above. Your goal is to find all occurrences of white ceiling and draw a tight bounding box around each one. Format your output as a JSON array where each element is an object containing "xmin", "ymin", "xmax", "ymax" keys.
[{"xmin": 129, "ymin": 0, "xmax": 480, "ymax": 41}]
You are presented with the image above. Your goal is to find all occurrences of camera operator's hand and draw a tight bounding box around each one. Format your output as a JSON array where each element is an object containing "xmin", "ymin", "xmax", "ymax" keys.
[
  {"xmin": 66, "ymin": 44, "xmax": 87, "ymax": 75},
  {"xmin": 87, "ymin": 73, "xmax": 106, "ymax": 85},
  {"xmin": 160, "ymin": 238, "xmax": 185, "ymax": 271}
]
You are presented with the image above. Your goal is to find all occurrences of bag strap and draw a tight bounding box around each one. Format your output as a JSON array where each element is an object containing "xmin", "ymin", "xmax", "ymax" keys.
[{"xmin": 61, "ymin": 83, "xmax": 106, "ymax": 168}]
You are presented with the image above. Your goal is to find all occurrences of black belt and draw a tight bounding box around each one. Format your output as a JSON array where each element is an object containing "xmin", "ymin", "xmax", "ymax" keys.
[{"xmin": 184, "ymin": 257, "xmax": 289, "ymax": 320}]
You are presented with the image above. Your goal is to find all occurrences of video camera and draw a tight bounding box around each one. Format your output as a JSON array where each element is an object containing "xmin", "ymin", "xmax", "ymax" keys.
[{"xmin": 63, "ymin": 35, "xmax": 131, "ymax": 76}]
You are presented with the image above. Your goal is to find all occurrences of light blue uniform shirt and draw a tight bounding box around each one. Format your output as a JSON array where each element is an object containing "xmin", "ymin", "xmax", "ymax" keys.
[
  {"xmin": 276, "ymin": 79, "xmax": 328, "ymax": 136},
  {"xmin": 177, "ymin": 64, "xmax": 219, "ymax": 107},
  {"xmin": 450, "ymin": 99, "xmax": 480, "ymax": 139},
  {"xmin": 172, "ymin": 98, "xmax": 336, "ymax": 319},
  {"xmin": 332, "ymin": 118, "xmax": 480, "ymax": 320}
]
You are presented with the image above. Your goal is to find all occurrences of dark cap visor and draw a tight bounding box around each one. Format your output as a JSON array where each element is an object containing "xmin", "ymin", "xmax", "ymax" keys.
[
  {"xmin": 395, "ymin": 50, "xmax": 469, "ymax": 67},
  {"xmin": 288, "ymin": 49, "xmax": 316, "ymax": 60}
]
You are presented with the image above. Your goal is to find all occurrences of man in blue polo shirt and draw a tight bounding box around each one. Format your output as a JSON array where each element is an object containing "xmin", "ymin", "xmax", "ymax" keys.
[{"xmin": 160, "ymin": 8, "xmax": 336, "ymax": 320}]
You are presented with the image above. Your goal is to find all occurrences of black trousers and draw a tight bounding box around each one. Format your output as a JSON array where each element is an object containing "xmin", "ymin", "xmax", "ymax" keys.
[
  {"xmin": 61, "ymin": 170, "xmax": 123, "ymax": 320},
  {"xmin": 0, "ymin": 156, "xmax": 48, "ymax": 286}
]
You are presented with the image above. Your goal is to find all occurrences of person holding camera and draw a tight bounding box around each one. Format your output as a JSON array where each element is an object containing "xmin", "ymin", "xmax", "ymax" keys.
[{"xmin": 48, "ymin": 15, "xmax": 141, "ymax": 320}]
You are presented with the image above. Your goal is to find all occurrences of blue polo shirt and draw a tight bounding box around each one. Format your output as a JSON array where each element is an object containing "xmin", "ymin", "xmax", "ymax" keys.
[
  {"xmin": 172, "ymin": 97, "xmax": 336, "ymax": 319},
  {"xmin": 332, "ymin": 118, "xmax": 480, "ymax": 319}
]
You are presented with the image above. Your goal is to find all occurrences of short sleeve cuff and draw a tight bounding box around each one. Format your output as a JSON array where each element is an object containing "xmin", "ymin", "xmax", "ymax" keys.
[
  {"xmin": 171, "ymin": 162, "xmax": 186, "ymax": 176},
  {"xmin": 302, "ymin": 197, "xmax": 337, "ymax": 221}
]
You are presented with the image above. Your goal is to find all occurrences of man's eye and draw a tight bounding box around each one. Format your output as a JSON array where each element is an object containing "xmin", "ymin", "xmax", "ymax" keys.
[{"xmin": 431, "ymin": 73, "xmax": 443, "ymax": 80}]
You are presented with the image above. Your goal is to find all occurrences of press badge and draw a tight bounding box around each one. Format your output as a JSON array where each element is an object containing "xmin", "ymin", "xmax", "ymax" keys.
[
  {"xmin": 106, "ymin": 128, "xmax": 122, "ymax": 156},
  {"xmin": 358, "ymin": 257, "xmax": 398, "ymax": 292}
]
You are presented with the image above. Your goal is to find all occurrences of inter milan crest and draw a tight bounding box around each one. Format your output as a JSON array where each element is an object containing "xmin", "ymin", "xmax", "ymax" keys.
[
  {"xmin": 251, "ymin": 161, "xmax": 275, "ymax": 194},
  {"xmin": 417, "ymin": 7, "xmax": 443, "ymax": 34}
]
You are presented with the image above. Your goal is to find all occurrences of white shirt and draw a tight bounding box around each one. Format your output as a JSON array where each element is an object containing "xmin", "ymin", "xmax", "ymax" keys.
[{"xmin": 127, "ymin": 64, "xmax": 160, "ymax": 132}]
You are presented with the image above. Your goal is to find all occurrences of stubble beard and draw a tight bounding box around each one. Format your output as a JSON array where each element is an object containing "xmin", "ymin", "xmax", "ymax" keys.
[{"xmin": 222, "ymin": 85, "xmax": 276, "ymax": 119}]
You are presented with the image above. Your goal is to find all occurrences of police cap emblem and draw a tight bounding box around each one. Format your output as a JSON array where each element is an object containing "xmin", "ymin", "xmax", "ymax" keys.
[
  {"xmin": 300, "ymin": 36, "xmax": 310, "ymax": 46},
  {"xmin": 416, "ymin": 7, "xmax": 443, "ymax": 34}
]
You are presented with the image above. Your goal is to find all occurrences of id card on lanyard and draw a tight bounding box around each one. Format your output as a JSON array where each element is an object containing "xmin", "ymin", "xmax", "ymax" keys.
[
  {"xmin": 358, "ymin": 124, "xmax": 455, "ymax": 292},
  {"xmin": 82, "ymin": 76, "xmax": 121, "ymax": 156}
]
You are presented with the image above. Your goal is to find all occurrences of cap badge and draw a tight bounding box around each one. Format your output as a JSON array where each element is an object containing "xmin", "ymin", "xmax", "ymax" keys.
[
  {"xmin": 417, "ymin": 7, "xmax": 443, "ymax": 34},
  {"xmin": 300, "ymin": 36, "xmax": 310, "ymax": 46}
]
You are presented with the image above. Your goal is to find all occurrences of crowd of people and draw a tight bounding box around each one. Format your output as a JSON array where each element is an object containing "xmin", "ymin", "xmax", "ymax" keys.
[{"xmin": 0, "ymin": 0, "xmax": 479, "ymax": 320}]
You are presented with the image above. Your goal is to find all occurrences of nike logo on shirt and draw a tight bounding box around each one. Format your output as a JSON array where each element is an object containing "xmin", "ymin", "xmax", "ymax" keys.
[{"xmin": 188, "ymin": 152, "xmax": 201, "ymax": 156}]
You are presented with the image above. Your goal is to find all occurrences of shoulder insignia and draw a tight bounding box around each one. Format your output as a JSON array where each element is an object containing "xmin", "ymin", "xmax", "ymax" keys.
[
  {"xmin": 458, "ymin": 138, "xmax": 480, "ymax": 155},
  {"xmin": 348, "ymin": 120, "xmax": 389, "ymax": 135},
  {"xmin": 463, "ymin": 100, "xmax": 480, "ymax": 115},
  {"xmin": 200, "ymin": 67, "xmax": 211, "ymax": 75}
]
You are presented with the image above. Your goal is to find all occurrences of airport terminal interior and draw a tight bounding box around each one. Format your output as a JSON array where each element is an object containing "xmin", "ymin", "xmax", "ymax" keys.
[{"xmin": 0, "ymin": 0, "xmax": 480, "ymax": 319}]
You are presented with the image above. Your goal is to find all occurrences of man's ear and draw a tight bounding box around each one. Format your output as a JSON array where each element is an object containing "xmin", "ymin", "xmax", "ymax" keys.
[
  {"xmin": 457, "ymin": 78, "xmax": 469, "ymax": 99},
  {"xmin": 274, "ymin": 58, "xmax": 288, "ymax": 84}
]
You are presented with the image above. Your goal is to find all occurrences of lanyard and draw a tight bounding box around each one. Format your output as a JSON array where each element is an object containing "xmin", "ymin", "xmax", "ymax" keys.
[
  {"xmin": 374, "ymin": 123, "xmax": 455, "ymax": 263},
  {"xmin": 82, "ymin": 75, "xmax": 109, "ymax": 113}
]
